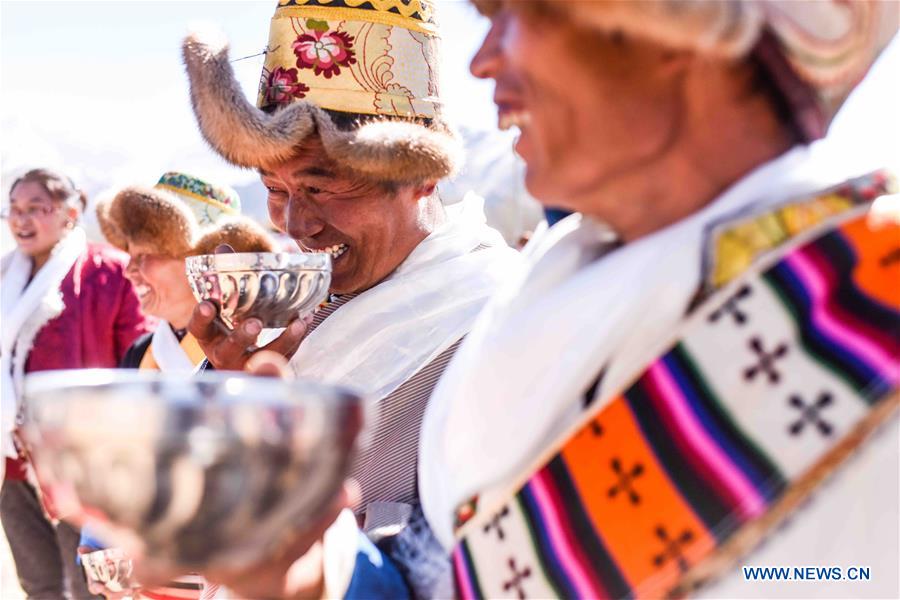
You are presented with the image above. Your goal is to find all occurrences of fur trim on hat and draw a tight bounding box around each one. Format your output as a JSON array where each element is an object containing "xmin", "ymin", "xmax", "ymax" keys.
[
  {"xmin": 95, "ymin": 199, "xmax": 129, "ymax": 252},
  {"xmin": 182, "ymin": 29, "xmax": 462, "ymax": 182},
  {"xmin": 191, "ymin": 217, "xmax": 275, "ymax": 256},
  {"xmin": 96, "ymin": 186, "xmax": 198, "ymax": 257}
]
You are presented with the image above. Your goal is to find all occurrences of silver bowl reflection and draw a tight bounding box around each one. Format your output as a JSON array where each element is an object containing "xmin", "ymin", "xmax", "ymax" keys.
[
  {"xmin": 185, "ymin": 252, "xmax": 331, "ymax": 329},
  {"xmin": 21, "ymin": 369, "xmax": 363, "ymax": 571}
]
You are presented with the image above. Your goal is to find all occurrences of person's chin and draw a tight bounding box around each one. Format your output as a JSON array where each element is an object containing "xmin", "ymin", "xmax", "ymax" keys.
[
  {"xmin": 328, "ymin": 276, "xmax": 354, "ymax": 295},
  {"xmin": 513, "ymin": 127, "xmax": 532, "ymax": 161},
  {"xmin": 524, "ymin": 165, "xmax": 559, "ymax": 205},
  {"xmin": 517, "ymin": 135, "xmax": 553, "ymax": 197},
  {"xmin": 329, "ymin": 267, "xmax": 368, "ymax": 296},
  {"xmin": 328, "ymin": 255, "xmax": 356, "ymax": 293},
  {"xmin": 139, "ymin": 298, "xmax": 157, "ymax": 316},
  {"xmin": 17, "ymin": 240, "xmax": 44, "ymax": 255}
]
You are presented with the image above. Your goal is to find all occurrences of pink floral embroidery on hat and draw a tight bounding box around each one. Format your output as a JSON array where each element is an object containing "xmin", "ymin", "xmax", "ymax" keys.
[
  {"xmin": 292, "ymin": 29, "xmax": 357, "ymax": 79},
  {"xmin": 262, "ymin": 66, "xmax": 310, "ymax": 105}
]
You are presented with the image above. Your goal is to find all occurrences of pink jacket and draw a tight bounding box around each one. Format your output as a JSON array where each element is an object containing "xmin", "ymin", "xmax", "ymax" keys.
[
  {"xmin": 6, "ymin": 242, "xmax": 152, "ymax": 480},
  {"xmin": 24, "ymin": 242, "xmax": 153, "ymax": 373}
]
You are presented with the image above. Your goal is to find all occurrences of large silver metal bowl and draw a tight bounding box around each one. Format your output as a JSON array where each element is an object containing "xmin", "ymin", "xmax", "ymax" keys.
[
  {"xmin": 21, "ymin": 369, "xmax": 363, "ymax": 571},
  {"xmin": 185, "ymin": 252, "xmax": 331, "ymax": 329}
]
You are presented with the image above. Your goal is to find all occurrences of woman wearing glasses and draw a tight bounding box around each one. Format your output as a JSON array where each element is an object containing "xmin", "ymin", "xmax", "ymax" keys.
[{"xmin": 1, "ymin": 168, "xmax": 151, "ymax": 599}]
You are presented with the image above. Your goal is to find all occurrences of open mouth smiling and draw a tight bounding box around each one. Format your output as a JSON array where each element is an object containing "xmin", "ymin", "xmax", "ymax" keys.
[
  {"xmin": 133, "ymin": 284, "xmax": 151, "ymax": 299},
  {"xmin": 308, "ymin": 243, "xmax": 349, "ymax": 260}
]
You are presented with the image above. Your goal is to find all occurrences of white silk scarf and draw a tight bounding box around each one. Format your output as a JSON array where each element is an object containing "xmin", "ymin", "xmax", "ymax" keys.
[{"xmin": 289, "ymin": 194, "xmax": 523, "ymax": 401}]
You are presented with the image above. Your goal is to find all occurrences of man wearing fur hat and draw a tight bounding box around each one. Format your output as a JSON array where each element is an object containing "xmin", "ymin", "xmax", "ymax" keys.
[
  {"xmin": 182, "ymin": 0, "xmax": 521, "ymax": 525},
  {"xmin": 193, "ymin": 1, "xmax": 899, "ymax": 598}
]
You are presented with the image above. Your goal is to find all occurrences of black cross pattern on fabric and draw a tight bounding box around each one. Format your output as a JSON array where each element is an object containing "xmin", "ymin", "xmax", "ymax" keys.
[
  {"xmin": 708, "ymin": 284, "xmax": 753, "ymax": 326},
  {"xmin": 607, "ymin": 457, "xmax": 645, "ymax": 505},
  {"xmin": 502, "ymin": 557, "xmax": 532, "ymax": 599},
  {"xmin": 743, "ymin": 336, "xmax": 789, "ymax": 384},
  {"xmin": 483, "ymin": 505, "xmax": 511, "ymax": 541},
  {"xmin": 651, "ymin": 526, "xmax": 694, "ymax": 573},
  {"xmin": 788, "ymin": 392, "xmax": 834, "ymax": 437},
  {"xmin": 590, "ymin": 418, "xmax": 604, "ymax": 437}
]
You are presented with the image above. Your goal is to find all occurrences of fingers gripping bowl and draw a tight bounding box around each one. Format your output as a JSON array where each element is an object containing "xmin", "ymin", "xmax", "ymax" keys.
[
  {"xmin": 21, "ymin": 370, "xmax": 364, "ymax": 571},
  {"xmin": 185, "ymin": 252, "xmax": 331, "ymax": 329}
]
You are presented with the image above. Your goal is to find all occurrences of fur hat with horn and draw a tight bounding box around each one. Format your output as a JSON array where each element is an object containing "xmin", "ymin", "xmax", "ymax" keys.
[
  {"xmin": 96, "ymin": 171, "xmax": 273, "ymax": 258},
  {"xmin": 182, "ymin": 0, "xmax": 461, "ymax": 183}
]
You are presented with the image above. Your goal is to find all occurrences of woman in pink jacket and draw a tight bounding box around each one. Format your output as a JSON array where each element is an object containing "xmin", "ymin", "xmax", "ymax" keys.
[{"xmin": 1, "ymin": 168, "xmax": 151, "ymax": 598}]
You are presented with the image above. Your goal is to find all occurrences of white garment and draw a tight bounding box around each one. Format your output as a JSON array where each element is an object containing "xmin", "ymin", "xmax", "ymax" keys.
[
  {"xmin": 289, "ymin": 193, "xmax": 523, "ymax": 401},
  {"xmin": 149, "ymin": 321, "xmax": 200, "ymax": 373},
  {"xmin": 1, "ymin": 228, "xmax": 87, "ymax": 457},
  {"xmin": 419, "ymin": 141, "xmax": 891, "ymax": 549}
]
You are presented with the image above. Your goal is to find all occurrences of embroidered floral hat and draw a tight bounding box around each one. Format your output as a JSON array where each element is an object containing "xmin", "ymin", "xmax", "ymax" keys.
[
  {"xmin": 473, "ymin": 0, "xmax": 898, "ymax": 142},
  {"xmin": 96, "ymin": 173, "xmax": 271, "ymax": 258},
  {"xmin": 182, "ymin": 0, "xmax": 460, "ymax": 183}
]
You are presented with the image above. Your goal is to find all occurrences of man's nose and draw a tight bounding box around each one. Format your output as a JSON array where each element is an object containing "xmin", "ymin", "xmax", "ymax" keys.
[
  {"xmin": 470, "ymin": 16, "xmax": 504, "ymax": 80},
  {"xmin": 285, "ymin": 195, "xmax": 326, "ymax": 240}
]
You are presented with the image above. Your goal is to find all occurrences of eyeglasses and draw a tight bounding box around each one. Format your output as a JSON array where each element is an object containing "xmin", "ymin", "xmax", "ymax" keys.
[{"xmin": 0, "ymin": 204, "xmax": 60, "ymax": 220}]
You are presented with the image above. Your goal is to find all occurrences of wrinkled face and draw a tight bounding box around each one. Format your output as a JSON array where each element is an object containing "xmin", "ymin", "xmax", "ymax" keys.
[
  {"xmin": 6, "ymin": 181, "xmax": 74, "ymax": 259},
  {"xmin": 124, "ymin": 243, "xmax": 196, "ymax": 325},
  {"xmin": 470, "ymin": 4, "xmax": 686, "ymax": 209},
  {"xmin": 261, "ymin": 137, "xmax": 432, "ymax": 294}
]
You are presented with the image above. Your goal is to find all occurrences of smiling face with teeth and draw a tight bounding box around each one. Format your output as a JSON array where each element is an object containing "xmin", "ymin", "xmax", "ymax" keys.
[
  {"xmin": 470, "ymin": 2, "xmax": 692, "ymax": 214},
  {"xmin": 123, "ymin": 242, "xmax": 198, "ymax": 329},
  {"xmin": 261, "ymin": 135, "xmax": 440, "ymax": 295},
  {"xmin": 7, "ymin": 180, "xmax": 78, "ymax": 268}
]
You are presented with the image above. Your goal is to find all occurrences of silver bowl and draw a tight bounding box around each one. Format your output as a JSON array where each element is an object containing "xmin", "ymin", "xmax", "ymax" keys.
[
  {"xmin": 185, "ymin": 252, "xmax": 331, "ymax": 329},
  {"xmin": 21, "ymin": 369, "xmax": 363, "ymax": 571}
]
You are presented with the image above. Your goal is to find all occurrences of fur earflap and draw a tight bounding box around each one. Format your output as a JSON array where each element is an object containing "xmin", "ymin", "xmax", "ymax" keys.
[
  {"xmin": 98, "ymin": 186, "xmax": 198, "ymax": 257},
  {"xmin": 95, "ymin": 198, "xmax": 129, "ymax": 252},
  {"xmin": 191, "ymin": 217, "xmax": 275, "ymax": 256},
  {"xmin": 316, "ymin": 115, "xmax": 463, "ymax": 184},
  {"xmin": 182, "ymin": 29, "xmax": 461, "ymax": 182},
  {"xmin": 183, "ymin": 29, "xmax": 316, "ymax": 169}
]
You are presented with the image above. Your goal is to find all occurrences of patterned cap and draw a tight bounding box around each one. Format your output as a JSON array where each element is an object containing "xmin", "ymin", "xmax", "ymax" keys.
[
  {"xmin": 257, "ymin": 0, "xmax": 440, "ymax": 119},
  {"xmin": 97, "ymin": 176, "xmax": 270, "ymax": 259},
  {"xmin": 155, "ymin": 171, "xmax": 240, "ymax": 226}
]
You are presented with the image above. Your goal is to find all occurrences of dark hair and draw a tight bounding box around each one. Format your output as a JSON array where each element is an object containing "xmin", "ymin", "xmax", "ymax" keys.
[
  {"xmin": 748, "ymin": 30, "xmax": 816, "ymax": 144},
  {"xmin": 321, "ymin": 108, "xmax": 433, "ymax": 131},
  {"xmin": 10, "ymin": 168, "xmax": 88, "ymax": 213}
]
